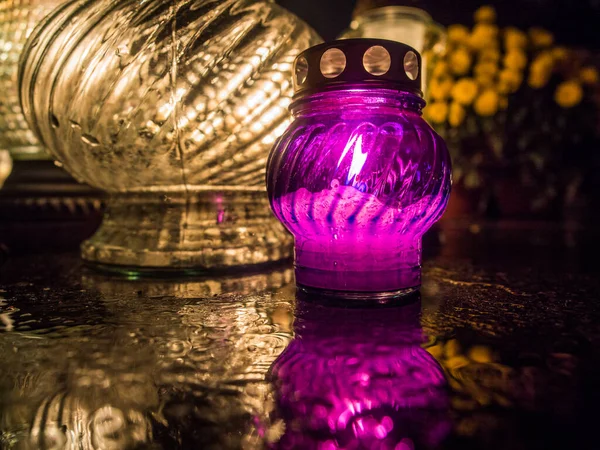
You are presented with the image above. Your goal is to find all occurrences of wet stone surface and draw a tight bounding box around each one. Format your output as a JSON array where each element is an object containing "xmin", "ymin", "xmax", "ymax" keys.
[{"xmin": 0, "ymin": 223, "xmax": 599, "ymax": 450}]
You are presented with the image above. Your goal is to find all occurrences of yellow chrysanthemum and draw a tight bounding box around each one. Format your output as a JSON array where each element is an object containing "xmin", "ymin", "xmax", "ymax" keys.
[
  {"xmin": 580, "ymin": 66, "xmax": 599, "ymax": 85},
  {"xmin": 468, "ymin": 23, "xmax": 499, "ymax": 50},
  {"xmin": 554, "ymin": 80, "xmax": 583, "ymax": 108},
  {"xmin": 425, "ymin": 102, "xmax": 449, "ymax": 123},
  {"xmin": 529, "ymin": 27, "xmax": 554, "ymax": 47},
  {"xmin": 527, "ymin": 52, "xmax": 554, "ymax": 89},
  {"xmin": 449, "ymin": 102, "xmax": 466, "ymax": 127},
  {"xmin": 474, "ymin": 89, "xmax": 500, "ymax": 116},
  {"xmin": 474, "ymin": 61, "xmax": 499, "ymax": 77},
  {"xmin": 528, "ymin": 70, "xmax": 551, "ymax": 89},
  {"xmin": 476, "ymin": 73, "xmax": 495, "ymax": 87},
  {"xmin": 448, "ymin": 24, "xmax": 470, "ymax": 44},
  {"xmin": 504, "ymin": 27, "xmax": 528, "ymax": 49},
  {"xmin": 474, "ymin": 5, "xmax": 497, "ymax": 23},
  {"xmin": 468, "ymin": 345, "xmax": 494, "ymax": 363},
  {"xmin": 430, "ymin": 77, "xmax": 454, "ymax": 101},
  {"xmin": 503, "ymin": 49, "xmax": 527, "ymax": 71},
  {"xmin": 499, "ymin": 96, "xmax": 509, "ymax": 110},
  {"xmin": 529, "ymin": 52, "xmax": 554, "ymax": 77},
  {"xmin": 451, "ymin": 78, "xmax": 479, "ymax": 105},
  {"xmin": 479, "ymin": 48, "xmax": 501, "ymax": 63},
  {"xmin": 432, "ymin": 60, "xmax": 450, "ymax": 79},
  {"xmin": 498, "ymin": 69, "xmax": 523, "ymax": 94},
  {"xmin": 449, "ymin": 47, "xmax": 472, "ymax": 75},
  {"xmin": 551, "ymin": 46, "xmax": 569, "ymax": 61}
]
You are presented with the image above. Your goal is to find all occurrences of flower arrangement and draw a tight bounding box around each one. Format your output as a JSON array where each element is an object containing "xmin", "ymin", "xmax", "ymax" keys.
[{"xmin": 424, "ymin": 5, "xmax": 600, "ymax": 218}]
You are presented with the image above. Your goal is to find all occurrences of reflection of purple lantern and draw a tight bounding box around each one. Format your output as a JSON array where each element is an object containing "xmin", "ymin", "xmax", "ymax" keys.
[
  {"xmin": 270, "ymin": 295, "xmax": 450, "ymax": 449},
  {"xmin": 267, "ymin": 39, "xmax": 451, "ymax": 299}
]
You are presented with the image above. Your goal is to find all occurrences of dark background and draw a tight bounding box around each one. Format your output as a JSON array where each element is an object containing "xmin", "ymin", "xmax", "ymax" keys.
[{"xmin": 279, "ymin": 0, "xmax": 600, "ymax": 50}]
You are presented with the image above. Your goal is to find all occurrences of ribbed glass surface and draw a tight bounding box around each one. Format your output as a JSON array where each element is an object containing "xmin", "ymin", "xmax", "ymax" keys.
[
  {"xmin": 0, "ymin": 0, "xmax": 65, "ymax": 158},
  {"xmin": 267, "ymin": 90, "xmax": 451, "ymax": 294},
  {"xmin": 19, "ymin": 0, "xmax": 321, "ymax": 191}
]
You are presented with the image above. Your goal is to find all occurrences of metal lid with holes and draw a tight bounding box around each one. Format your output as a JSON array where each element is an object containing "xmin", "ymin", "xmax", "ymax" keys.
[{"xmin": 293, "ymin": 38, "xmax": 422, "ymax": 98}]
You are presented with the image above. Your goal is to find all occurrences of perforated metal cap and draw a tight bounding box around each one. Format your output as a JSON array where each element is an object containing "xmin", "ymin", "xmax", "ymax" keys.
[{"xmin": 293, "ymin": 38, "xmax": 423, "ymax": 98}]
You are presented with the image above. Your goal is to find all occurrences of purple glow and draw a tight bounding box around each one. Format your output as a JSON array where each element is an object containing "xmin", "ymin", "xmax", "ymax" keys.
[
  {"xmin": 269, "ymin": 298, "xmax": 451, "ymax": 449},
  {"xmin": 267, "ymin": 90, "xmax": 451, "ymax": 295}
]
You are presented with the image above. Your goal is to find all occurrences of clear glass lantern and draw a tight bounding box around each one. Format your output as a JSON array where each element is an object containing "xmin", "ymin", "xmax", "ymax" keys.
[
  {"xmin": 0, "ymin": 0, "xmax": 66, "ymax": 160},
  {"xmin": 267, "ymin": 40, "xmax": 452, "ymax": 300},
  {"xmin": 339, "ymin": 5, "xmax": 446, "ymax": 97},
  {"xmin": 18, "ymin": 0, "xmax": 321, "ymax": 272}
]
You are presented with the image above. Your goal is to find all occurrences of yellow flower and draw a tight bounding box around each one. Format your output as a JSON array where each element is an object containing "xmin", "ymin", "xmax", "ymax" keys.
[
  {"xmin": 527, "ymin": 52, "xmax": 555, "ymax": 89},
  {"xmin": 504, "ymin": 27, "xmax": 528, "ymax": 49},
  {"xmin": 529, "ymin": 27, "xmax": 554, "ymax": 47},
  {"xmin": 479, "ymin": 48, "xmax": 501, "ymax": 63},
  {"xmin": 474, "ymin": 5, "xmax": 497, "ymax": 23},
  {"xmin": 425, "ymin": 102, "xmax": 449, "ymax": 123},
  {"xmin": 476, "ymin": 73, "xmax": 495, "ymax": 87},
  {"xmin": 499, "ymin": 96, "xmax": 509, "ymax": 110},
  {"xmin": 528, "ymin": 70, "xmax": 551, "ymax": 89},
  {"xmin": 551, "ymin": 46, "xmax": 569, "ymax": 61},
  {"xmin": 432, "ymin": 60, "xmax": 450, "ymax": 79},
  {"xmin": 449, "ymin": 102, "xmax": 466, "ymax": 127},
  {"xmin": 580, "ymin": 66, "xmax": 599, "ymax": 85},
  {"xmin": 449, "ymin": 47, "xmax": 472, "ymax": 75},
  {"xmin": 448, "ymin": 24, "xmax": 470, "ymax": 44},
  {"xmin": 474, "ymin": 89, "xmax": 500, "ymax": 116},
  {"xmin": 468, "ymin": 345, "xmax": 494, "ymax": 363},
  {"xmin": 451, "ymin": 78, "xmax": 479, "ymax": 105},
  {"xmin": 503, "ymin": 49, "xmax": 527, "ymax": 71},
  {"xmin": 474, "ymin": 61, "xmax": 498, "ymax": 77},
  {"xmin": 528, "ymin": 52, "xmax": 555, "ymax": 87},
  {"xmin": 554, "ymin": 80, "xmax": 583, "ymax": 108},
  {"xmin": 532, "ymin": 52, "xmax": 555, "ymax": 69},
  {"xmin": 468, "ymin": 23, "xmax": 499, "ymax": 50},
  {"xmin": 498, "ymin": 69, "xmax": 523, "ymax": 93},
  {"xmin": 430, "ymin": 77, "xmax": 454, "ymax": 101}
]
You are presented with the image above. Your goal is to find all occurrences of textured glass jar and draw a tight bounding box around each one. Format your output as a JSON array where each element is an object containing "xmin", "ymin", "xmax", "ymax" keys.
[
  {"xmin": 270, "ymin": 296, "xmax": 450, "ymax": 448},
  {"xmin": 0, "ymin": 0, "xmax": 66, "ymax": 160},
  {"xmin": 267, "ymin": 39, "xmax": 451, "ymax": 299},
  {"xmin": 18, "ymin": 0, "xmax": 321, "ymax": 272},
  {"xmin": 339, "ymin": 6, "xmax": 446, "ymax": 97}
]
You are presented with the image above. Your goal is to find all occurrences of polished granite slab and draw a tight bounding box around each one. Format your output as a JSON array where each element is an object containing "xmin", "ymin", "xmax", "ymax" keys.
[{"xmin": 1, "ymin": 223, "xmax": 599, "ymax": 449}]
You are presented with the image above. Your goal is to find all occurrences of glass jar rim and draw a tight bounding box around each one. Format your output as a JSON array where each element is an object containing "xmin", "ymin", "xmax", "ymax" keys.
[
  {"xmin": 290, "ymin": 87, "xmax": 426, "ymax": 115},
  {"xmin": 350, "ymin": 6, "xmax": 433, "ymax": 27}
]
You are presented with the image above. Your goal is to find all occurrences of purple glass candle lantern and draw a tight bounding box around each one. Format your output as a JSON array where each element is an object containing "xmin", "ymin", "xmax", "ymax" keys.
[
  {"xmin": 269, "ymin": 295, "xmax": 451, "ymax": 449},
  {"xmin": 267, "ymin": 39, "xmax": 451, "ymax": 299}
]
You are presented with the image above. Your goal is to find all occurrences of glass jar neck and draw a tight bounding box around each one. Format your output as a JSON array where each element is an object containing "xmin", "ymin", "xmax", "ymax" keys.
[
  {"xmin": 344, "ymin": 6, "xmax": 432, "ymax": 53},
  {"xmin": 352, "ymin": 6, "xmax": 433, "ymax": 27},
  {"xmin": 290, "ymin": 89, "xmax": 425, "ymax": 117}
]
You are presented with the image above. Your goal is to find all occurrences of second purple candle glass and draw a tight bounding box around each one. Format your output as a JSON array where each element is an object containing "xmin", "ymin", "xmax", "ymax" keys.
[{"xmin": 267, "ymin": 39, "xmax": 451, "ymax": 299}]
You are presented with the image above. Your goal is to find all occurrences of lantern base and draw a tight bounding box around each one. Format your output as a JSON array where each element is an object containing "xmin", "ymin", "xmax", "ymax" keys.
[
  {"xmin": 297, "ymin": 284, "xmax": 420, "ymax": 302},
  {"xmin": 293, "ymin": 238, "xmax": 422, "ymax": 298},
  {"xmin": 81, "ymin": 190, "xmax": 293, "ymax": 273}
]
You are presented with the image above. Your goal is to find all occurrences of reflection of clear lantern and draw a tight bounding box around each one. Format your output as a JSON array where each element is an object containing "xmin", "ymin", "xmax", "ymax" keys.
[
  {"xmin": 30, "ymin": 395, "xmax": 153, "ymax": 450},
  {"xmin": 1, "ymin": 268, "xmax": 295, "ymax": 449},
  {"xmin": 19, "ymin": 0, "xmax": 321, "ymax": 271},
  {"xmin": 80, "ymin": 268, "xmax": 295, "ymax": 448},
  {"xmin": 339, "ymin": 4, "xmax": 446, "ymax": 97}
]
